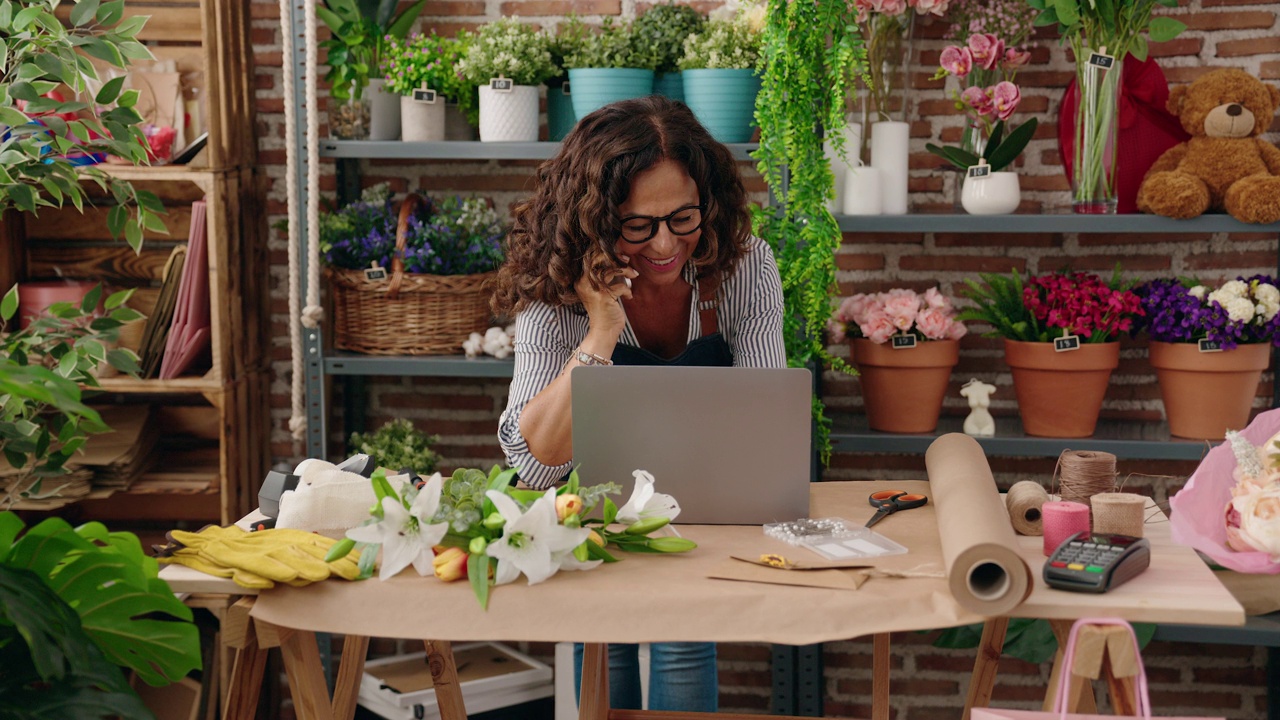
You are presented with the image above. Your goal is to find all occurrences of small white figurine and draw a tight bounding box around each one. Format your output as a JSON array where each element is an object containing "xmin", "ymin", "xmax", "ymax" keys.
[{"xmin": 960, "ymin": 378, "xmax": 997, "ymax": 437}]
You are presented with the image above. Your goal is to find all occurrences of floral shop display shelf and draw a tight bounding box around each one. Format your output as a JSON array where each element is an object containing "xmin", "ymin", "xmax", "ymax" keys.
[{"xmin": 324, "ymin": 191, "xmax": 503, "ymax": 356}]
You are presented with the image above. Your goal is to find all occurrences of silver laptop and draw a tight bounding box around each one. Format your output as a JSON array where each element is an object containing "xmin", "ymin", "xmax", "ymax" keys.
[{"xmin": 571, "ymin": 366, "xmax": 812, "ymax": 525}]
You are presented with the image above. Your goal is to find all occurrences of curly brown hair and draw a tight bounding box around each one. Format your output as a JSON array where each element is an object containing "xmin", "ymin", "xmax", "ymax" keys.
[{"xmin": 490, "ymin": 95, "xmax": 752, "ymax": 318}]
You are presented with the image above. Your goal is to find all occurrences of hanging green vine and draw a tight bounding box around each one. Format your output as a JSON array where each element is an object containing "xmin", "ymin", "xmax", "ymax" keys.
[{"xmin": 753, "ymin": 0, "xmax": 867, "ymax": 464}]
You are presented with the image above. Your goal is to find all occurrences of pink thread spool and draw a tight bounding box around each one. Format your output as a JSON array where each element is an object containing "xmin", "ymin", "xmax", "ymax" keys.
[{"xmin": 1042, "ymin": 501, "xmax": 1091, "ymax": 556}]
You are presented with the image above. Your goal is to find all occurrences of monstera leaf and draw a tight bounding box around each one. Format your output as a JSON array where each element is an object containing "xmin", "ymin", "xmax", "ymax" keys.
[{"xmin": 0, "ymin": 514, "xmax": 201, "ymax": 691}]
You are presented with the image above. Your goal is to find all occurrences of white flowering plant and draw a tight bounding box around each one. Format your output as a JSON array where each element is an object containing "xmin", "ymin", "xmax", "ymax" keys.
[
  {"xmin": 457, "ymin": 18, "xmax": 558, "ymax": 87},
  {"xmin": 563, "ymin": 17, "xmax": 661, "ymax": 70},
  {"xmin": 1134, "ymin": 276, "xmax": 1280, "ymax": 350},
  {"xmin": 677, "ymin": 4, "xmax": 764, "ymax": 71},
  {"xmin": 327, "ymin": 466, "xmax": 695, "ymax": 609}
]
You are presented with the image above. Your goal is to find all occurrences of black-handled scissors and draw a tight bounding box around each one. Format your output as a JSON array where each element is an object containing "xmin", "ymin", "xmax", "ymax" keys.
[{"xmin": 865, "ymin": 490, "xmax": 928, "ymax": 528}]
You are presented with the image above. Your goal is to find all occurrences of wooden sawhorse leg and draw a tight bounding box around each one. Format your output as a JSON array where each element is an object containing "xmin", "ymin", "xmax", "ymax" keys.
[
  {"xmin": 962, "ymin": 619, "xmax": 1141, "ymax": 718},
  {"xmin": 221, "ymin": 597, "xmax": 269, "ymax": 720}
]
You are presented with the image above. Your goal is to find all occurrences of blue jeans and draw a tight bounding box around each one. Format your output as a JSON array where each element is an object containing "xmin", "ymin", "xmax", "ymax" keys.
[{"xmin": 573, "ymin": 642, "xmax": 718, "ymax": 712}]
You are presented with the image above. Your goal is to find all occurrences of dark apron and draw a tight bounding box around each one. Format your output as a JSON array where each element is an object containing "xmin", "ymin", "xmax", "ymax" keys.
[{"xmin": 609, "ymin": 275, "xmax": 732, "ymax": 368}]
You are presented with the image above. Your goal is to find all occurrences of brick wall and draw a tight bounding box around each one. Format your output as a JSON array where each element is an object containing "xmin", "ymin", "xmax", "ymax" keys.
[{"xmin": 248, "ymin": 0, "xmax": 1277, "ymax": 716}]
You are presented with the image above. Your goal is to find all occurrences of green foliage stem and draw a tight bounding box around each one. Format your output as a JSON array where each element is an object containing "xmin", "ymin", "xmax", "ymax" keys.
[{"xmin": 752, "ymin": 0, "xmax": 867, "ymax": 464}]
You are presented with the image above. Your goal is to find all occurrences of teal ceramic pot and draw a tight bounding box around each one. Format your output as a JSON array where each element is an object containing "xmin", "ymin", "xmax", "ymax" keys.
[
  {"xmin": 681, "ymin": 68, "xmax": 762, "ymax": 143},
  {"xmin": 653, "ymin": 71, "xmax": 684, "ymax": 103},
  {"xmin": 546, "ymin": 83, "xmax": 576, "ymax": 141},
  {"xmin": 567, "ymin": 68, "xmax": 655, "ymax": 119}
]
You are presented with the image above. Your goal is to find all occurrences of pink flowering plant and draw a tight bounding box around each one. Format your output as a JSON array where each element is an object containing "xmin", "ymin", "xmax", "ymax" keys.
[
  {"xmin": 926, "ymin": 31, "xmax": 1037, "ymax": 173},
  {"xmin": 959, "ymin": 269, "xmax": 1143, "ymax": 343},
  {"xmin": 829, "ymin": 288, "xmax": 968, "ymax": 345}
]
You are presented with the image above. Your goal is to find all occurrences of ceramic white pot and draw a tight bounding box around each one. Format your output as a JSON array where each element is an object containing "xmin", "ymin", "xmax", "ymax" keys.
[
  {"xmin": 400, "ymin": 94, "xmax": 445, "ymax": 142},
  {"xmin": 367, "ymin": 79, "xmax": 401, "ymax": 141},
  {"xmin": 961, "ymin": 171, "xmax": 1021, "ymax": 215},
  {"xmin": 478, "ymin": 84, "xmax": 539, "ymax": 142}
]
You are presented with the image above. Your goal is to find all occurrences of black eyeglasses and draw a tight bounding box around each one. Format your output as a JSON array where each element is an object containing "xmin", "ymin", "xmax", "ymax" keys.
[{"xmin": 619, "ymin": 204, "xmax": 705, "ymax": 244}]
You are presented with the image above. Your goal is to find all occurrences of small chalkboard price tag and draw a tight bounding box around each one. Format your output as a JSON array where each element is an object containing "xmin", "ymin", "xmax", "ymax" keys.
[
  {"xmin": 1053, "ymin": 334, "xmax": 1081, "ymax": 352},
  {"xmin": 562, "ymin": 81, "xmax": 571, "ymax": 95},
  {"xmin": 967, "ymin": 163, "xmax": 991, "ymax": 180},
  {"xmin": 489, "ymin": 77, "xmax": 514, "ymax": 92},
  {"xmin": 412, "ymin": 87, "xmax": 438, "ymax": 104},
  {"xmin": 1198, "ymin": 339, "xmax": 1224, "ymax": 353},
  {"xmin": 1088, "ymin": 52, "xmax": 1115, "ymax": 69},
  {"xmin": 890, "ymin": 334, "xmax": 918, "ymax": 349},
  {"xmin": 364, "ymin": 263, "xmax": 388, "ymax": 281}
]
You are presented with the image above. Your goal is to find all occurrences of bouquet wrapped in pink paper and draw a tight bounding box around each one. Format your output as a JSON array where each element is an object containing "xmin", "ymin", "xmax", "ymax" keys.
[{"xmin": 1170, "ymin": 407, "xmax": 1280, "ymax": 573}]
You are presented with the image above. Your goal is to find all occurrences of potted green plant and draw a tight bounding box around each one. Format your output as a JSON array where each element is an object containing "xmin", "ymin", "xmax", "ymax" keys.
[
  {"xmin": 316, "ymin": 0, "xmax": 428, "ymax": 140},
  {"xmin": 633, "ymin": 2, "xmax": 706, "ymax": 102},
  {"xmin": 678, "ymin": 5, "xmax": 765, "ymax": 143},
  {"xmin": 752, "ymin": 0, "xmax": 867, "ymax": 461},
  {"xmin": 349, "ymin": 418, "xmax": 441, "ymax": 474},
  {"xmin": 382, "ymin": 33, "xmax": 475, "ymax": 142},
  {"xmin": 959, "ymin": 268, "xmax": 1143, "ymax": 437},
  {"xmin": 545, "ymin": 15, "xmax": 591, "ymax": 141},
  {"xmin": 0, "ymin": 0, "xmax": 165, "ymax": 253},
  {"xmin": 456, "ymin": 18, "xmax": 557, "ymax": 142},
  {"xmin": 563, "ymin": 18, "xmax": 660, "ymax": 120}
]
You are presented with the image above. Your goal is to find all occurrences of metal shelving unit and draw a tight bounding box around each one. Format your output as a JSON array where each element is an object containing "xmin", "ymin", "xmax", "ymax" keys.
[
  {"xmin": 320, "ymin": 139, "xmax": 759, "ymax": 162},
  {"xmin": 837, "ymin": 211, "xmax": 1280, "ymax": 234}
]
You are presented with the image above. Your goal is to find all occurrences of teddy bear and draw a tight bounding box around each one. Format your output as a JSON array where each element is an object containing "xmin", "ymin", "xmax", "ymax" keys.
[{"xmin": 1136, "ymin": 68, "xmax": 1280, "ymax": 224}]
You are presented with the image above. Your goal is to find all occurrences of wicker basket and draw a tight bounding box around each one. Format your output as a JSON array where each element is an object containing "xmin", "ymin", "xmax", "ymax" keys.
[{"xmin": 328, "ymin": 194, "xmax": 496, "ymax": 355}]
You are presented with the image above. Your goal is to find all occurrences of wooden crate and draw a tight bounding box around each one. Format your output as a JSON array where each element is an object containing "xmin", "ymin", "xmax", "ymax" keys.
[
  {"xmin": 17, "ymin": 167, "xmax": 265, "ymax": 387},
  {"xmin": 56, "ymin": 0, "xmax": 255, "ymax": 170}
]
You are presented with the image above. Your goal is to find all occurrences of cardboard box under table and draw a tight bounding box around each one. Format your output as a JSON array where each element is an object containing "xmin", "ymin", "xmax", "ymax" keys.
[{"xmin": 160, "ymin": 471, "xmax": 1244, "ymax": 720}]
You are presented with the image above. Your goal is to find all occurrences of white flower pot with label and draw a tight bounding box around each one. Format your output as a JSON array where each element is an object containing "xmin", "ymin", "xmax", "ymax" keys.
[
  {"xmin": 367, "ymin": 79, "xmax": 401, "ymax": 140},
  {"xmin": 478, "ymin": 84, "xmax": 539, "ymax": 142},
  {"xmin": 400, "ymin": 93, "xmax": 446, "ymax": 142},
  {"xmin": 961, "ymin": 171, "xmax": 1021, "ymax": 215}
]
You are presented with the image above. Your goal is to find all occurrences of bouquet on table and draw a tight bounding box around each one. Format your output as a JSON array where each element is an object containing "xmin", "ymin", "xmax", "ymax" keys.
[
  {"xmin": 330, "ymin": 466, "xmax": 695, "ymax": 608},
  {"xmin": 1171, "ymin": 408, "xmax": 1280, "ymax": 573},
  {"xmin": 1134, "ymin": 276, "xmax": 1280, "ymax": 349},
  {"xmin": 829, "ymin": 287, "xmax": 967, "ymax": 344}
]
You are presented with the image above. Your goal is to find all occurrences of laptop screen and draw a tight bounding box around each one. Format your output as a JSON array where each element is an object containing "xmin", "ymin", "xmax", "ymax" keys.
[{"xmin": 570, "ymin": 366, "xmax": 812, "ymax": 525}]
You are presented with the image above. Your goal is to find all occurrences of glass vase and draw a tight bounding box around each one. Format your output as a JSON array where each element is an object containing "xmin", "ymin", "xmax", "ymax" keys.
[
  {"xmin": 1071, "ymin": 51, "xmax": 1123, "ymax": 214},
  {"xmin": 856, "ymin": 12, "xmax": 914, "ymax": 164},
  {"xmin": 952, "ymin": 123, "xmax": 987, "ymax": 211},
  {"xmin": 329, "ymin": 96, "xmax": 371, "ymax": 140}
]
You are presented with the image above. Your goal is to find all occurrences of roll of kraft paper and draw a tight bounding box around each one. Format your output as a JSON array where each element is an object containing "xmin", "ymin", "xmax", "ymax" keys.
[
  {"xmin": 925, "ymin": 433, "xmax": 1032, "ymax": 616},
  {"xmin": 870, "ymin": 120, "xmax": 910, "ymax": 215}
]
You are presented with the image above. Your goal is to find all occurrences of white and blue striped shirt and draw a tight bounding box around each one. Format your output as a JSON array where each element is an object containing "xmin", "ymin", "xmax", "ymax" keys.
[{"xmin": 497, "ymin": 235, "xmax": 787, "ymax": 489}]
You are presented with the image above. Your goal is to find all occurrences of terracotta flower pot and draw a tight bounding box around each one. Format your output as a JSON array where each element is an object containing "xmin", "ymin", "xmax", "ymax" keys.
[
  {"xmin": 851, "ymin": 338, "xmax": 959, "ymax": 433},
  {"xmin": 1148, "ymin": 340, "xmax": 1270, "ymax": 441},
  {"xmin": 1004, "ymin": 339, "xmax": 1119, "ymax": 438}
]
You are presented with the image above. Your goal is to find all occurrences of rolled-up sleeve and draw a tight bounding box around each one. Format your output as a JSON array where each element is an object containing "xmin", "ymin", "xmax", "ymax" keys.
[
  {"xmin": 497, "ymin": 304, "xmax": 575, "ymax": 489},
  {"xmin": 722, "ymin": 237, "xmax": 787, "ymax": 369}
]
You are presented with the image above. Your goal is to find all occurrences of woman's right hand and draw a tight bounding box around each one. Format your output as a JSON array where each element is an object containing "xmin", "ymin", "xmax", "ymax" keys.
[{"xmin": 575, "ymin": 254, "xmax": 637, "ymax": 339}]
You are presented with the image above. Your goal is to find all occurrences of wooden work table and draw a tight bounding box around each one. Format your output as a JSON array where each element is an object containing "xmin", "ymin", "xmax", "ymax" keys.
[{"xmin": 160, "ymin": 480, "xmax": 1244, "ymax": 720}]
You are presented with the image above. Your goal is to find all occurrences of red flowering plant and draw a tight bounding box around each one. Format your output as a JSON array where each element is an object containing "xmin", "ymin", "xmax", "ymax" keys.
[{"xmin": 959, "ymin": 268, "xmax": 1143, "ymax": 343}]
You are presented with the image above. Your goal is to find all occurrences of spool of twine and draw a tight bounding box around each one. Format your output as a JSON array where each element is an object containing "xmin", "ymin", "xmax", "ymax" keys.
[
  {"xmin": 1042, "ymin": 500, "xmax": 1091, "ymax": 556},
  {"xmin": 1091, "ymin": 492, "xmax": 1146, "ymax": 538},
  {"xmin": 1056, "ymin": 450, "xmax": 1117, "ymax": 509},
  {"xmin": 1006, "ymin": 481, "xmax": 1050, "ymax": 536}
]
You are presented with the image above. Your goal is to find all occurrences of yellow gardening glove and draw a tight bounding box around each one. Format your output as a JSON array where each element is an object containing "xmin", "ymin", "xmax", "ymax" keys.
[
  {"xmin": 158, "ymin": 546, "xmax": 277, "ymax": 589},
  {"xmin": 157, "ymin": 525, "xmax": 363, "ymax": 588}
]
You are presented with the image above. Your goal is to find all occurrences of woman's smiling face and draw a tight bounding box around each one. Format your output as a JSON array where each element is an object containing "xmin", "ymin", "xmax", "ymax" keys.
[{"xmin": 615, "ymin": 159, "xmax": 702, "ymax": 287}]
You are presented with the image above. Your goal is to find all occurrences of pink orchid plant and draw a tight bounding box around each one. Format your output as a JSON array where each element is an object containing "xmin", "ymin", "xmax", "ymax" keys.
[
  {"xmin": 830, "ymin": 287, "xmax": 968, "ymax": 345},
  {"xmin": 926, "ymin": 31, "xmax": 1038, "ymax": 173}
]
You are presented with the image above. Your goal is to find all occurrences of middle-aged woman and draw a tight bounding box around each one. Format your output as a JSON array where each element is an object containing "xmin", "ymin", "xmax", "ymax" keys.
[{"xmin": 490, "ymin": 95, "xmax": 786, "ymax": 712}]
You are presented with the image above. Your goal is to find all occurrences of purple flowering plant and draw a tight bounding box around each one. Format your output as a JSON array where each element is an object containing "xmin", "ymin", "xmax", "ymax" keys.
[
  {"xmin": 320, "ymin": 187, "xmax": 506, "ymax": 276},
  {"xmin": 1134, "ymin": 276, "xmax": 1280, "ymax": 350},
  {"xmin": 382, "ymin": 32, "xmax": 479, "ymax": 125}
]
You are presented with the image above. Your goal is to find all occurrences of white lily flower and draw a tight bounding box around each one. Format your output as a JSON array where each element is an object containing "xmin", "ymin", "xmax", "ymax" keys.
[
  {"xmin": 485, "ymin": 489, "xmax": 589, "ymax": 585},
  {"xmin": 616, "ymin": 470, "xmax": 681, "ymax": 524},
  {"xmin": 346, "ymin": 473, "xmax": 449, "ymax": 581}
]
